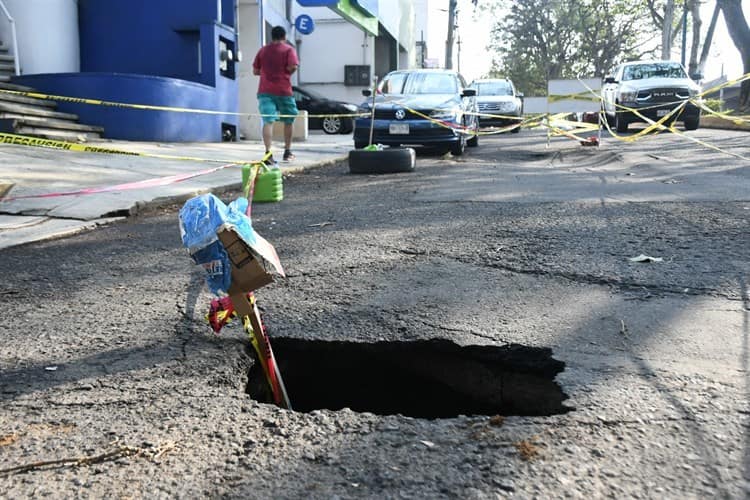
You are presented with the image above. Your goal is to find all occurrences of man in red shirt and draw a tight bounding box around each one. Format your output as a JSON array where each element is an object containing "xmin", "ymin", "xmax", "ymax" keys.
[{"xmin": 253, "ymin": 26, "xmax": 299, "ymax": 164}]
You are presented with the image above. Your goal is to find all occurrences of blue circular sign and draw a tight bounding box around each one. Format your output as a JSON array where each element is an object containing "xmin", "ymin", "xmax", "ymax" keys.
[{"xmin": 295, "ymin": 15, "xmax": 315, "ymax": 35}]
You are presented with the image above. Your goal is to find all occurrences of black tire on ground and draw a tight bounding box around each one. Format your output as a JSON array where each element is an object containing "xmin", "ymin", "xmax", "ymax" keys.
[
  {"xmin": 510, "ymin": 122, "xmax": 521, "ymax": 133},
  {"xmin": 340, "ymin": 118, "xmax": 354, "ymax": 134},
  {"xmin": 615, "ymin": 111, "xmax": 628, "ymax": 133},
  {"xmin": 348, "ymin": 147, "xmax": 416, "ymax": 174},
  {"xmin": 322, "ymin": 116, "xmax": 343, "ymax": 134},
  {"xmin": 684, "ymin": 115, "xmax": 700, "ymax": 131}
]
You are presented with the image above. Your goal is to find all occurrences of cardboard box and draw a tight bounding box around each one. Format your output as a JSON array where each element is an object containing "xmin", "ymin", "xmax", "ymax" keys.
[{"xmin": 217, "ymin": 226, "xmax": 273, "ymax": 295}]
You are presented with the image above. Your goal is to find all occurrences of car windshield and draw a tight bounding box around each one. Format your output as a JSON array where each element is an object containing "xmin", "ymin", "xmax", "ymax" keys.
[
  {"xmin": 622, "ymin": 63, "xmax": 687, "ymax": 81},
  {"xmin": 474, "ymin": 81, "xmax": 513, "ymax": 96},
  {"xmin": 380, "ymin": 72, "xmax": 458, "ymax": 95}
]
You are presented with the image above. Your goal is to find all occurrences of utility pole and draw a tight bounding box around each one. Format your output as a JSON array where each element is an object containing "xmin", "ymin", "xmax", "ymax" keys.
[
  {"xmin": 681, "ymin": 0, "xmax": 688, "ymax": 66},
  {"xmin": 445, "ymin": 0, "xmax": 457, "ymax": 69}
]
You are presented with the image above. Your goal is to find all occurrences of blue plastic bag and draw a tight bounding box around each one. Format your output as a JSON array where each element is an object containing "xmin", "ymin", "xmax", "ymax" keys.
[{"xmin": 178, "ymin": 194, "xmax": 258, "ymax": 295}]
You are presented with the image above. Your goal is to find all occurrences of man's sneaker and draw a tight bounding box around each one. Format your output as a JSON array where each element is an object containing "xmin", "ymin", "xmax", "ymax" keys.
[
  {"xmin": 283, "ymin": 150, "xmax": 295, "ymax": 162},
  {"xmin": 263, "ymin": 154, "xmax": 277, "ymax": 166}
]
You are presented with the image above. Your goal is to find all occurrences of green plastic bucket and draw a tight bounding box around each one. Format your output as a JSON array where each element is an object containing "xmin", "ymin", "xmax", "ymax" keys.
[{"xmin": 252, "ymin": 166, "xmax": 284, "ymax": 203}]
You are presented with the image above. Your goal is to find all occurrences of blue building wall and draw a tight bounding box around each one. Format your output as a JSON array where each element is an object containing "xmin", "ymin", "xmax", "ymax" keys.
[{"xmin": 14, "ymin": 0, "xmax": 240, "ymax": 142}]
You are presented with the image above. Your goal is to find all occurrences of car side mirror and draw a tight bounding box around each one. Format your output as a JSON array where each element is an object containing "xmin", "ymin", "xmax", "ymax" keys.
[
  {"xmin": 604, "ymin": 76, "xmax": 617, "ymax": 84},
  {"xmin": 690, "ymin": 72, "xmax": 703, "ymax": 81},
  {"xmin": 362, "ymin": 89, "xmax": 372, "ymax": 97},
  {"xmin": 517, "ymin": 92, "xmax": 524, "ymax": 99},
  {"xmin": 461, "ymin": 88, "xmax": 476, "ymax": 97}
]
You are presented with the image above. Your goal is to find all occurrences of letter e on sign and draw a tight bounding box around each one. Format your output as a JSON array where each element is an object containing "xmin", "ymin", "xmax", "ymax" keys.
[{"xmin": 295, "ymin": 15, "xmax": 315, "ymax": 35}]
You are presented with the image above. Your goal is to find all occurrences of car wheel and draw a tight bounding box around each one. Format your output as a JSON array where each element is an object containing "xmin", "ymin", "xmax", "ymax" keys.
[
  {"xmin": 348, "ymin": 147, "xmax": 416, "ymax": 174},
  {"xmin": 684, "ymin": 115, "xmax": 700, "ymax": 131},
  {"xmin": 510, "ymin": 120, "xmax": 521, "ymax": 133},
  {"xmin": 322, "ymin": 116, "xmax": 343, "ymax": 134},
  {"xmin": 615, "ymin": 111, "xmax": 628, "ymax": 133},
  {"xmin": 449, "ymin": 134, "xmax": 465, "ymax": 156},
  {"xmin": 467, "ymin": 121, "xmax": 479, "ymax": 147}
]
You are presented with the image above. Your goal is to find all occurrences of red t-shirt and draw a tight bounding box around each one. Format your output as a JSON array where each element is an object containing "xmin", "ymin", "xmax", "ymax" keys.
[{"xmin": 252, "ymin": 42, "xmax": 299, "ymax": 96}]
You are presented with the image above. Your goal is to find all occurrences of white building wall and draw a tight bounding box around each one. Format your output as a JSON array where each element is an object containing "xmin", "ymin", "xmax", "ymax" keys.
[
  {"xmin": 239, "ymin": 1, "xmax": 421, "ymax": 138},
  {"xmin": 292, "ymin": 5, "xmax": 374, "ymax": 105},
  {"xmin": 4, "ymin": 0, "xmax": 79, "ymax": 74},
  {"xmin": 237, "ymin": 0, "xmax": 293, "ymax": 141},
  {"xmin": 237, "ymin": 0, "xmax": 262, "ymax": 140}
]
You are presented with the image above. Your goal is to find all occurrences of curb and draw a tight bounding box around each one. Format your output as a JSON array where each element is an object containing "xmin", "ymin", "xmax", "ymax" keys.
[
  {"xmin": 0, "ymin": 156, "xmax": 349, "ymax": 250},
  {"xmin": 701, "ymin": 115, "xmax": 750, "ymax": 132},
  {"xmin": 140, "ymin": 156, "xmax": 349, "ymax": 214}
]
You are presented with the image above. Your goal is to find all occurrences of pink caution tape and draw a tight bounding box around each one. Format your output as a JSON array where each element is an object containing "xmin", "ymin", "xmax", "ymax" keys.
[{"xmin": 1, "ymin": 163, "xmax": 239, "ymax": 202}]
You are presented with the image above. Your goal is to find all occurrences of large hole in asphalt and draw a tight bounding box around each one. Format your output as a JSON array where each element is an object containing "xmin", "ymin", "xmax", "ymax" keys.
[{"xmin": 247, "ymin": 338, "xmax": 572, "ymax": 419}]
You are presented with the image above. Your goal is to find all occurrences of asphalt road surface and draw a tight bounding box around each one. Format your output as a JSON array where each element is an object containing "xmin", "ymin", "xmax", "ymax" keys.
[{"xmin": 1, "ymin": 127, "xmax": 749, "ymax": 498}]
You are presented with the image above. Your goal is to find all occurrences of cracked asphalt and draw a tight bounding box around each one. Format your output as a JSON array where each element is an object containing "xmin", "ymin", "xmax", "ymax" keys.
[{"xmin": 1, "ymin": 128, "xmax": 749, "ymax": 498}]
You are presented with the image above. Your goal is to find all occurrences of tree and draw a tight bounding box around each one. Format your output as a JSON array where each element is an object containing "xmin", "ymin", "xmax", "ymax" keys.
[
  {"xmin": 486, "ymin": 0, "xmax": 656, "ymax": 95},
  {"xmin": 697, "ymin": 3, "xmax": 721, "ymax": 75},
  {"xmin": 446, "ymin": 0, "xmax": 457, "ymax": 69},
  {"xmin": 718, "ymin": 0, "xmax": 750, "ymax": 110},
  {"xmin": 645, "ymin": 0, "xmax": 682, "ymax": 60}
]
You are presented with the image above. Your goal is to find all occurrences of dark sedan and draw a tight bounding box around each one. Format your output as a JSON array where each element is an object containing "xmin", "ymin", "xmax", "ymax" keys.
[
  {"xmin": 293, "ymin": 86, "xmax": 358, "ymax": 134},
  {"xmin": 353, "ymin": 69, "xmax": 479, "ymax": 156}
]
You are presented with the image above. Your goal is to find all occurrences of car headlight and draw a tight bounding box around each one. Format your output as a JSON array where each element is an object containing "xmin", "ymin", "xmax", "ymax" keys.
[
  {"xmin": 618, "ymin": 87, "xmax": 637, "ymax": 103},
  {"xmin": 343, "ymin": 103, "xmax": 358, "ymax": 112},
  {"xmin": 430, "ymin": 108, "xmax": 458, "ymax": 120}
]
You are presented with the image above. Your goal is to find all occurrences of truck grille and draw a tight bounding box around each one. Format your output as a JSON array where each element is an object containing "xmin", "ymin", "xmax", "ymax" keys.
[{"xmin": 637, "ymin": 87, "xmax": 689, "ymax": 102}]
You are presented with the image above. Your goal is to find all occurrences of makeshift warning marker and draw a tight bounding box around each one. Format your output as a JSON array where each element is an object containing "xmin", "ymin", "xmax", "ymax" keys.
[{"xmin": 179, "ymin": 164, "xmax": 290, "ymax": 410}]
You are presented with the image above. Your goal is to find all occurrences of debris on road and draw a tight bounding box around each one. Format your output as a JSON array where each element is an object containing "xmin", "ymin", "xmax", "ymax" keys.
[
  {"xmin": 0, "ymin": 181, "xmax": 13, "ymax": 199},
  {"xmin": 628, "ymin": 254, "xmax": 663, "ymax": 263},
  {"xmin": 580, "ymin": 136, "xmax": 599, "ymax": 147}
]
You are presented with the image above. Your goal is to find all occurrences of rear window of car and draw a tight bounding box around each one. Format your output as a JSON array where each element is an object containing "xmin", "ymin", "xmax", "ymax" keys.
[
  {"xmin": 622, "ymin": 63, "xmax": 687, "ymax": 81},
  {"xmin": 475, "ymin": 81, "xmax": 513, "ymax": 96}
]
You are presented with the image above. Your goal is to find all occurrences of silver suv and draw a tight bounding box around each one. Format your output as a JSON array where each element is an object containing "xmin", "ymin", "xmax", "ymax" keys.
[
  {"xmin": 602, "ymin": 60, "xmax": 701, "ymax": 132},
  {"xmin": 470, "ymin": 78, "xmax": 524, "ymax": 133}
]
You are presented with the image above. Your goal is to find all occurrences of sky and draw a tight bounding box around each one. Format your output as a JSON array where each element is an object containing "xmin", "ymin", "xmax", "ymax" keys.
[{"xmin": 425, "ymin": 0, "xmax": 745, "ymax": 85}]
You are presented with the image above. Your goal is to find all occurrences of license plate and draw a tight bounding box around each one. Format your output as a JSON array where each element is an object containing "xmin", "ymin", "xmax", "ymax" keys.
[
  {"xmin": 656, "ymin": 109, "xmax": 669, "ymax": 117},
  {"xmin": 389, "ymin": 123, "xmax": 409, "ymax": 134}
]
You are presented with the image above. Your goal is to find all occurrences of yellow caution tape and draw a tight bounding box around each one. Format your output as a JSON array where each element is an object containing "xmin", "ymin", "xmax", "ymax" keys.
[
  {"xmin": 0, "ymin": 132, "xmax": 260, "ymax": 164},
  {"xmin": 547, "ymin": 90, "xmax": 601, "ymax": 103},
  {"xmin": 601, "ymin": 102, "xmax": 750, "ymax": 161},
  {"xmin": 0, "ymin": 88, "xmax": 368, "ymax": 120}
]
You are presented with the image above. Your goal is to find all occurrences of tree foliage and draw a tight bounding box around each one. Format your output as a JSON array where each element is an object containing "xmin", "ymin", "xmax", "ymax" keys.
[{"xmin": 484, "ymin": 0, "xmax": 657, "ymax": 95}]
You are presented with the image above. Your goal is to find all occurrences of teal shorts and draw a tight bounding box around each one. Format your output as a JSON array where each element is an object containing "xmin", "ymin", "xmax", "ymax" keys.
[{"xmin": 258, "ymin": 94, "xmax": 298, "ymax": 125}]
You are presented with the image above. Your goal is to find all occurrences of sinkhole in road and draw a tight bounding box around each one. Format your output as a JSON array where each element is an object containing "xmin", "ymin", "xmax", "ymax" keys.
[{"xmin": 247, "ymin": 338, "xmax": 572, "ymax": 419}]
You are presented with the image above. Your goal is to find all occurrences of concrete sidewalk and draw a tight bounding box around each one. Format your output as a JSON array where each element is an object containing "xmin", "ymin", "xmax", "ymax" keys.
[{"xmin": 0, "ymin": 132, "xmax": 353, "ymax": 250}]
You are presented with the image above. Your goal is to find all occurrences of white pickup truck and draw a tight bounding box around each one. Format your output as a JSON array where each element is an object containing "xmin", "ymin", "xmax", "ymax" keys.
[{"xmin": 602, "ymin": 60, "xmax": 702, "ymax": 133}]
